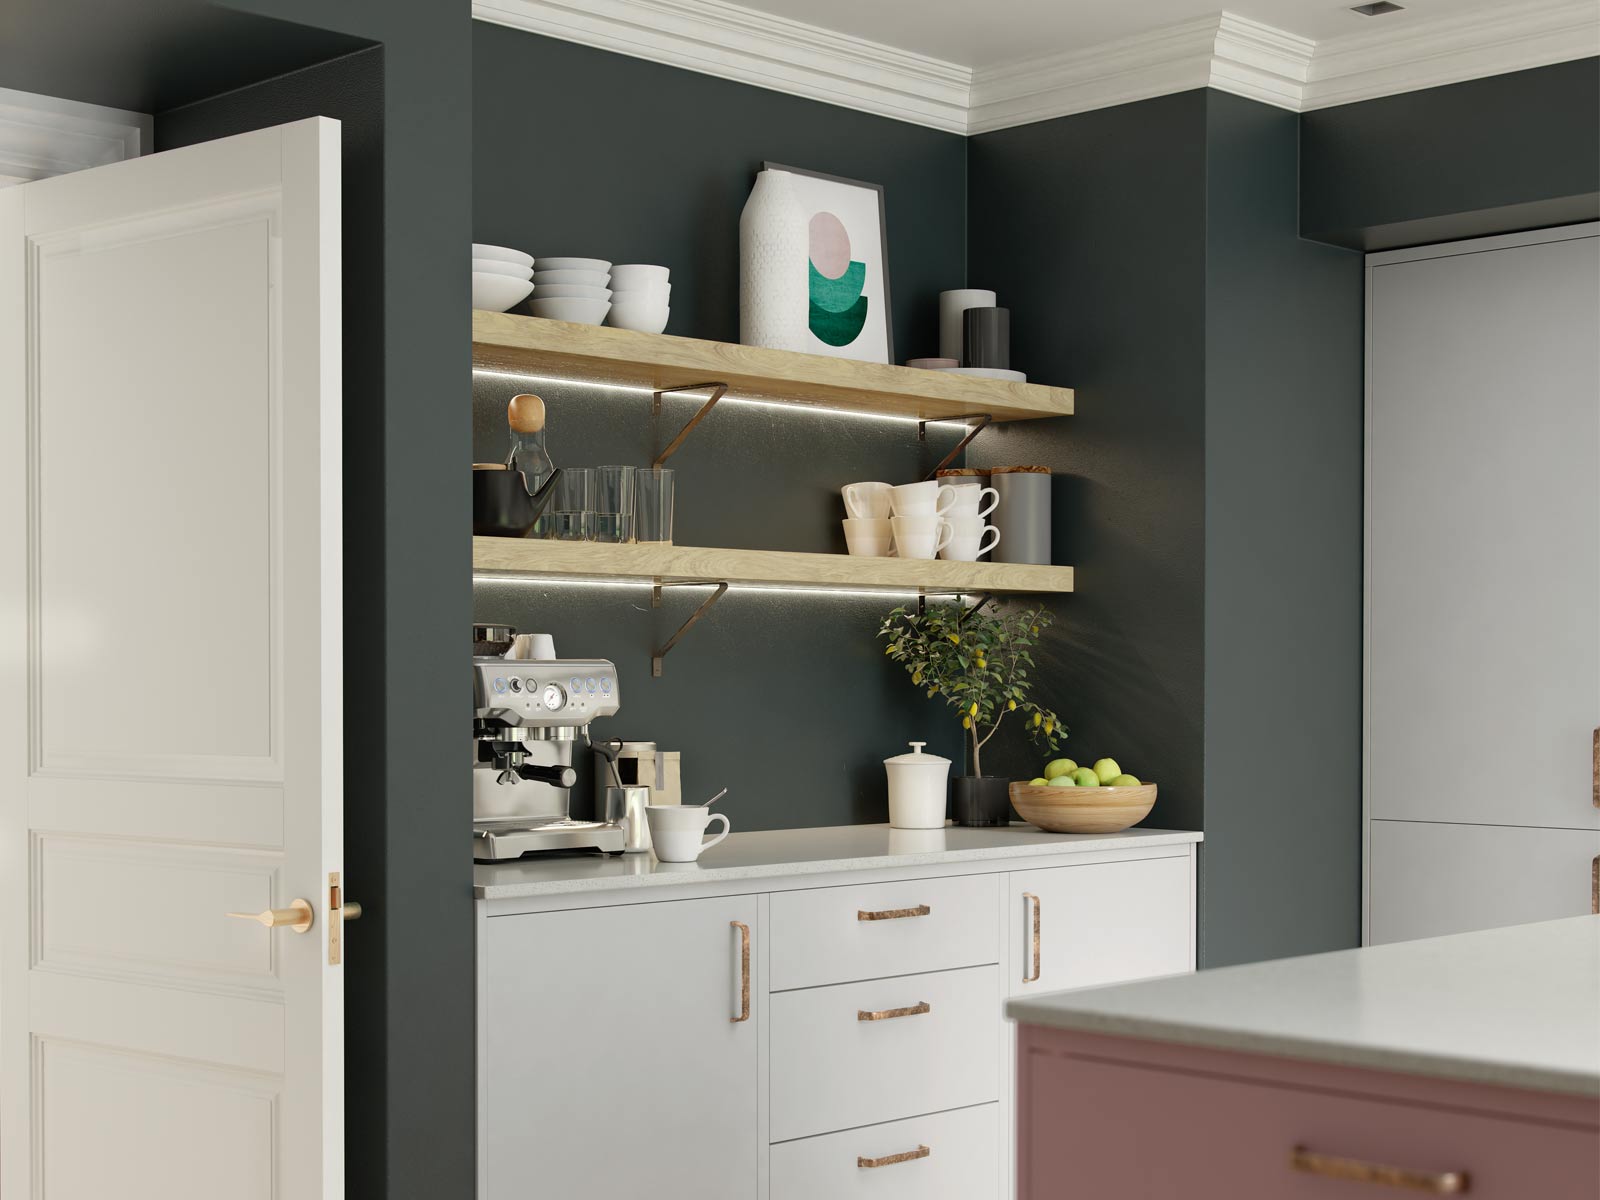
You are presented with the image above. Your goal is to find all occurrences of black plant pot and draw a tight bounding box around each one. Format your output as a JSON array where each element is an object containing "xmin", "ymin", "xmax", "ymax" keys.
[{"xmin": 951, "ymin": 775, "xmax": 1012, "ymax": 828}]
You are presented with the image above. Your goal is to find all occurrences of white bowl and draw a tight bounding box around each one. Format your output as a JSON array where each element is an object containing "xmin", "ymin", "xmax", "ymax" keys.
[
  {"xmin": 537, "ymin": 257, "xmax": 611, "ymax": 273},
  {"xmin": 609, "ymin": 264, "xmax": 670, "ymax": 288},
  {"xmin": 612, "ymin": 282, "xmax": 671, "ymax": 300},
  {"xmin": 606, "ymin": 300, "xmax": 669, "ymax": 334},
  {"xmin": 473, "ymin": 257, "xmax": 533, "ymax": 280},
  {"xmin": 533, "ymin": 269, "xmax": 611, "ymax": 287},
  {"xmin": 472, "ymin": 243, "xmax": 533, "ymax": 268},
  {"xmin": 529, "ymin": 296, "xmax": 611, "ymax": 325},
  {"xmin": 473, "ymin": 273, "xmax": 534, "ymax": 312},
  {"xmin": 533, "ymin": 283, "xmax": 613, "ymax": 300}
]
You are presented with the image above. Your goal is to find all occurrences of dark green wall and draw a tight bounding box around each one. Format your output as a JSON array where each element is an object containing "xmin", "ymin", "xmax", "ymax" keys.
[{"xmin": 1301, "ymin": 58, "xmax": 1600, "ymax": 249}]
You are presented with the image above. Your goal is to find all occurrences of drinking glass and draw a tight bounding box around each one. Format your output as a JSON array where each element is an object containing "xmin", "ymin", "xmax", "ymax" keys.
[
  {"xmin": 594, "ymin": 465, "xmax": 636, "ymax": 543},
  {"xmin": 634, "ymin": 468, "xmax": 676, "ymax": 543},
  {"xmin": 546, "ymin": 468, "xmax": 594, "ymax": 542}
]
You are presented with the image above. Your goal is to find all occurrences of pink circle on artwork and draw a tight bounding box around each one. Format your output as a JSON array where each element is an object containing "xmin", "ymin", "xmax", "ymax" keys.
[{"xmin": 809, "ymin": 212, "xmax": 851, "ymax": 279}]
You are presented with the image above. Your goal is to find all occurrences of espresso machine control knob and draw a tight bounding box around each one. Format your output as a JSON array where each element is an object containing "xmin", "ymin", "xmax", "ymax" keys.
[{"xmin": 541, "ymin": 683, "xmax": 567, "ymax": 712}]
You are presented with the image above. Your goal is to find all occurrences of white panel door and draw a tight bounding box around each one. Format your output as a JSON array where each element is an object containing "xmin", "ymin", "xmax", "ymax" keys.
[
  {"xmin": 1367, "ymin": 227, "xmax": 1600, "ymax": 834},
  {"xmin": 0, "ymin": 117, "xmax": 343, "ymax": 1199}
]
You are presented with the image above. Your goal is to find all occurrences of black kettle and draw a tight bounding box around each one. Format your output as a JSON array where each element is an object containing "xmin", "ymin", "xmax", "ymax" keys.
[{"xmin": 472, "ymin": 465, "xmax": 561, "ymax": 538}]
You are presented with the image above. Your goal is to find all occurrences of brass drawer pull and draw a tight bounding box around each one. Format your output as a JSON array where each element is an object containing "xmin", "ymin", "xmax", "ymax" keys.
[
  {"xmin": 1022, "ymin": 891, "xmax": 1041, "ymax": 983},
  {"xmin": 1291, "ymin": 1146, "xmax": 1468, "ymax": 1193},
  {"xmin": 857, "ymin": 904, "xmax": 931, "ymax": 921},
  {"xmin": 858, "ymin": 1144, "xmax": 930, "ymax": 1169},
  {"xmin": 731, "ymin": 921, "xmax": 750, "ymax": 1023},
  {"xmin": 858, "ymin": 1001, "xmax": 930, "ymax": 1022}
]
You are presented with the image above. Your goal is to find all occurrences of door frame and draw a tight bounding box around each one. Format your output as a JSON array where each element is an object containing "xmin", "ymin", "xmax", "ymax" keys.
[{"xmin": 1361, "ymin": 221, "xmax": 1600, "ymax": 943}]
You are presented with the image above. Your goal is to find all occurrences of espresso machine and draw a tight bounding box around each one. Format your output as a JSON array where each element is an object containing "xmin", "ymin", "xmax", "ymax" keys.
[{"xmin": 472, "ymin": 623, "xmax": 625, "ymax": 860}]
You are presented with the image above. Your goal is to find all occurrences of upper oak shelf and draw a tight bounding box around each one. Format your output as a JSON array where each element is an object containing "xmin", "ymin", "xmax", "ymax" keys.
[{"xmin": 472, "ymin": 311, "xmax": 1075, "ymax": 423}]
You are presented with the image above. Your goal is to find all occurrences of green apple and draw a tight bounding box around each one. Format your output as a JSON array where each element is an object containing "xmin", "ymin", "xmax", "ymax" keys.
[
  {"xmin": 1109, "ymin": 774, "xmax": 1141, "ymax": 787},
  {"xmin": 1093, "ymin": 758, "xmax": 1122, "ymax": 784},
  {"xmin": 1048, "ymin": 775, "xmax": 1077, "ymax": 787},
  {"xmin": 1043, "ymin": 758, "xmax": 1077, "ymax": 780},
  {"xmin": 1071, "ymin": 767, "xmax": 1100, "ymax": 787},
  {"xmin": 1028, "ymin": 777, "xmax": 1050, "ymax": 786}
]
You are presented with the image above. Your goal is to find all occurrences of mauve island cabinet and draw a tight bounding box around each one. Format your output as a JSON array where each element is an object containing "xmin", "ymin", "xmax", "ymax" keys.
[
  {"xmin": 472, "ymin": 824, "xmax": 1200, "ymax": 1199},
  {"xmin": 1011, "ymin": 916, "xmax": 1600, "ymax": 1199}
]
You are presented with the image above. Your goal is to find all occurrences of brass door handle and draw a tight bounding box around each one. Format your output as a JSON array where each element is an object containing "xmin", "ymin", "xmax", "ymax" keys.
[
  {"xmin": 1022, "ymin": 891, "xmax": 1041, "ymax": 983},
  {"xmin": 1291, "ymin": 1147, "xmax": 1468, "ymax": 1193},
  {"xmin": 730, "ymin": 921, "xmax": 750, "ymax": 1023},
  {"xmin": 342, "ymin": 902, "xmax": 363, "ymax": 921},
  {"xmin": 858, "ymin": 1145, "xmax": 930, "ymax": 1169},
  {"xmin": 857, "ymin": 904, "xmax": 931, "ymax": 921},
  {"xmin": 227, "ymin": 899, "xmax": 313, "ymax": 933},
  {"xmin": 857, "ymin": 1001, "xmax": 930, "ymax": 1022}
]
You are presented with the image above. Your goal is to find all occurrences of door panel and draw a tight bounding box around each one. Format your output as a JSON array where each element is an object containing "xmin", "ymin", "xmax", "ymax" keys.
[
  {"xmin": 1, "ymin": 118, "xmax": 342, "ymax": 1199},
  {"xmin": 1369, "ymin": 819, "xmax": 1600, "ymax": 944}
]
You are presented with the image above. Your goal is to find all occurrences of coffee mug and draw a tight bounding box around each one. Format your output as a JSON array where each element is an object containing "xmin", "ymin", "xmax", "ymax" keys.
[
  {"xmin": 842, "ymin": 481, "xmax": 893, "ymax": 520},
  {"xmin": 892, "ymin": 513, "xmax": 953, "ymax": 560},
  {"xmin": 645, "ymin": 804, "xmax": 730, "ymax": 863},
  {"xmin": 890, "ymin": 480, "xmax": 957, "ymax": 517},
  {"xmin": 943, "ymin": 483, "xmax": 999, "ymax": 520},
  {"xmin": 843, "ymin": 517, "xmax": 895, "ymax": 557},
  {"xmin": 940, "ymin": 516, "xmax": 1000, "ymax": 562}
]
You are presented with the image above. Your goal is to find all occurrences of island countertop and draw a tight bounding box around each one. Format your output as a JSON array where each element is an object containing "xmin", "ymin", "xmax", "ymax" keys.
[
  {"xmin": 1008, "ymin": 915, "xmax": 1600, "ymax": 1097},
  {"xmin": 473, "ymin": 822, "xmax": 1201, "ymax": 899}
]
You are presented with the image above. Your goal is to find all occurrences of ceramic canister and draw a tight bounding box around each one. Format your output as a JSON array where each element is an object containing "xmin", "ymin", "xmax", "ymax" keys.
[
  {"xmin": 883, "ymin": 741, "xmax": 951, "ymax": 829},
  {"xmin": 992, "ymin": 466, "xmax": 1052, "ymax": 565}
]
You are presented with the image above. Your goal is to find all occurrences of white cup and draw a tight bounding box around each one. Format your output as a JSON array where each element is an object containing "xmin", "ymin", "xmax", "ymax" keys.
[
  {"xmin": 892, "ymin": 513, "xmax": 953, "ymax": 560},
  {"xmin": 843, "ymin": 517, "xmax": 895, "ymax": 557},
  {"xmin": 645, "ymin": 805, "xmax": 730, "ymax": 863},
  {"xmin": 942, "ymin": 483, "xmax": 999, "ymax": 520},
  {"xmin": 842, "ymin": 481, "xmax": 893, "ymax": 519},
  {"xmin": 940, "ymin": 516, "xmax": 1000, "ymax": 561},
  {"xmin": 609, "ymin": 264, "xmax": 671, "ymax": 289},
  {"xmin": 890, "ymin": 480, "xmax": 957, "ymax": 517}
]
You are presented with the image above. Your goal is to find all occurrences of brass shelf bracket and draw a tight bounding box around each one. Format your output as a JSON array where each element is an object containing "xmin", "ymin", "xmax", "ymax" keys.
[
  {"xmin": 653, "ymin": 382, "xmax": 729, "ymax": 468},
  {"xmin": 921, "ymin": 414, "xmax": 994, "ymax": 481},
  {"xmin": 652, "ymin": 581, "xmax": 730, "ymax": 677}
]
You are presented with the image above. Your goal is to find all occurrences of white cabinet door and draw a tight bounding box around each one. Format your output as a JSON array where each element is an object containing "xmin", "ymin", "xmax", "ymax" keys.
[
  {"xmin": 1368, "ymin": 228, "xmax": 1600, "ymax": 833},
  {"xmin": 478, "ymin": 895, "xmax": 759, "ymax": 1200},
  {"xmin": 0, "ymin": 119, "xmax": 344, "ymax": 1200},
  {"xmin": 1370, "ymin": 820, "xmax": 1600, "ymax": 944},
  {"xmin": 1006, "ymin": 856, "xmax": 1193, "ymax": 996}
]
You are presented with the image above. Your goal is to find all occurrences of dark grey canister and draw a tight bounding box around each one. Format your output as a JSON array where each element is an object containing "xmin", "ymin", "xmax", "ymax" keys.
[
  {"xmin": 962, "ymin": 307, "xmax": 1010, "ymax": 369},
  {"xmin": 992, "ymin": 468, "xmax": 1051, "ymax": 565}
]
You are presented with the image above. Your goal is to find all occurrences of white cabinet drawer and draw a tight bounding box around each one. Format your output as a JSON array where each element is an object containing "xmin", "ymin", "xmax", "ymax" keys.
[
  {"xmin": 768, "ymin": 873, "xmax": 999, "ymax": 991},
  {"xmin": 769, "ymin": 965, "xmax": 1000, "ymax": 1142},
  {"xmin": 770, "ymin": 1103, "xmax": 998, "ymax": 1200}
]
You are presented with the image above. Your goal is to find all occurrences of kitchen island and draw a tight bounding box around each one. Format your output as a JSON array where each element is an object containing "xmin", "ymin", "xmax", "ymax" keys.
[{"xmin": 1009, "ymin": 916, "xmax": 1600, "ymax": 1198}]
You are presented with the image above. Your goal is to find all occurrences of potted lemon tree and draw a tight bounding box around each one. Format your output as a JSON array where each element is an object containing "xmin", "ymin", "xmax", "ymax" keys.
[{"xmin": 879, "ymin": 601, "xmax": 1064, "ymax": 826}]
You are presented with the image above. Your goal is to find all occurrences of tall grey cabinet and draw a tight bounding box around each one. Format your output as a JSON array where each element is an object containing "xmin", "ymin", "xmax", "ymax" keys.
[{"xmin": 1365, "ymin": 224, "xmax": 1600, "ymax": 945}]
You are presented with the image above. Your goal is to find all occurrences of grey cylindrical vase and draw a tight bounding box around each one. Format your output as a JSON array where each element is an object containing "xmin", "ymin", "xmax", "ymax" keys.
[
  {"xmin": 992, "ymin": 468, "xmax": 1051, "ymax": 565},
  {"xmin": 962, "ymin": 307, "xmax": 1010, "ymax": 369}
]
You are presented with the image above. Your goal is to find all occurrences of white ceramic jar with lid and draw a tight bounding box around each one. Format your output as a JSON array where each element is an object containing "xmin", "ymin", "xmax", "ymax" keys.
[{"xmin": 883, "ymin": 742, "xmax": 951, "ymax": 829}]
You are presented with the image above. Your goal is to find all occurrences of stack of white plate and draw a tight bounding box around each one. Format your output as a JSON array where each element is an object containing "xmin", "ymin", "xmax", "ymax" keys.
[
  {"xmin": 472, "ymin": 244, "xmax": 534, "ymax": 312},
  {"xmin": 530, "ymin": 258, "xmax": 612, "ymax": 325},
  {"xmin": 604, "ymin": 264, "xmax": 670, "ymax": 334}
]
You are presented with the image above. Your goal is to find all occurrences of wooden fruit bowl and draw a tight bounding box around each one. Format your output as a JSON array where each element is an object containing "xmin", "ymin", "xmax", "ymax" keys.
[{"xmin": 1009, "ymin": 781, "xmax": 1157, "ymax": 834}]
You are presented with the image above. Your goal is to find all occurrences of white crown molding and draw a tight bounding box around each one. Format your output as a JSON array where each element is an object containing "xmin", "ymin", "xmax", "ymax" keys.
[
  {"xmin": 471, "ymin": 0, "xmax": 1600, "ymax": 135},
  {"xmin": 471, "ymin": 0, "xmax": 971, "ymax": 133},
  {"xmin": 0, "ymin": 88, "xmax": 151, "ymax": 187}
]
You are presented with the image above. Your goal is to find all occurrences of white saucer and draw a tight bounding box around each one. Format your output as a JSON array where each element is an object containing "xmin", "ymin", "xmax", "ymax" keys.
[{"xmin": 934, "ymin": 366, "xmax": 1027, "ymax": 382}]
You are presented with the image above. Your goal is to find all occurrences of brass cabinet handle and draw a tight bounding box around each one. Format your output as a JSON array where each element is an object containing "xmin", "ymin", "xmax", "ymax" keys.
[
  {"xmin": 1592, "ymin": 728, "xmax": 1598, "ymax": 808},
  {"xmin": 857, "ymin": 1001, "xmax": 930, "ymax": 1022},
  {"xmin": 1291, "ymin": 1147, "xmax": 1468, "ymax": 1193},
  {"xmin": 1022, "ymin": 891, "xmax": 1041, "ymax": 983},
  {"xmin": 858, "ymin": 1144, "xmax": 930, "ymax": 1169},
  {"xmin": 730, "ymin": 921, "xmax": 750, "ymax": 1023},
  {"xmin": 227, "ymin": 899, "xmax": 314, "ymax": 933},
  {"xmin": 857, "ymin": 904, "xmax": 931, "ymax": 921}
]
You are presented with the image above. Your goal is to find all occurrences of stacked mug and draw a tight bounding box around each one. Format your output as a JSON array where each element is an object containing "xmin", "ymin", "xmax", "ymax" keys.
[
  {"xmin": 939, "ymin": 478, "xmax": 1000, "ymax": 561},
  {"xmin": 605, "ymin": 264, "xmax": 671, "ymax": 334},
  {"xmin": 839, "ymin": 480, "xmax": 1001, "ymax": 561}
]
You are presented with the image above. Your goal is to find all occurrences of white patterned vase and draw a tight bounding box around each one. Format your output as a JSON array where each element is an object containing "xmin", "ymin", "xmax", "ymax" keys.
[{"xmin": 739, "ymin": 169, "xmax": 808, "ymax": 351}]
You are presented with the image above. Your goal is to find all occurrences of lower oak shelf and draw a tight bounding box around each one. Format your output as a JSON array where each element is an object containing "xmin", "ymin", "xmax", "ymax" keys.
[{"xmin": 472, "ymin": 537, "xmax": 1074, "ymax": 595}]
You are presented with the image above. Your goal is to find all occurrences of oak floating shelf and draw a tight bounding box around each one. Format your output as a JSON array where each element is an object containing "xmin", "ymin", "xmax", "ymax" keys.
[
  {"xmin": 472, "ymin": 311, "xmax": 1075, "ymax": 423},
  {"xmin": 473, "ymin": 537, "xmax": 1075, "ymax": 596}
]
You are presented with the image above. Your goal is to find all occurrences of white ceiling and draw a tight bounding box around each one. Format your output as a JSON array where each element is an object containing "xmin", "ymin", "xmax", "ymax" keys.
[{"xmin": 729, "ymin": 0, "xmax": 1481, "ymax": 68}]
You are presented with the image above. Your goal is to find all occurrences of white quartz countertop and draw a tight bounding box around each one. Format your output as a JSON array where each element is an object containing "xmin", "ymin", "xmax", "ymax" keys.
[
  {"xmin": 1008, "ymin": 915, "xmax": 1600, "ymax": 1096},
  {"xmin": 473, "ymin": 823, "xmax": 1201, "ymax": 899}
]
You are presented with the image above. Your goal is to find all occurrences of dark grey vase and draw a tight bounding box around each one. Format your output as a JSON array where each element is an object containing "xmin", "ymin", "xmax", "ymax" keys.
[{"xmin": 951, "ymin": 775, "xmax": 1012, "ymax": 827}]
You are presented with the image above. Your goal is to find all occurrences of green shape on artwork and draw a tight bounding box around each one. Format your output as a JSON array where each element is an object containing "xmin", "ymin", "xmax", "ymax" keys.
[
  {"xmin": 810, "ymin": 294, "xmax": 869, "ymax": 346},
  {"xmin": 809, "ymin": 259, "xmax": 866, "ymax": 314}
]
